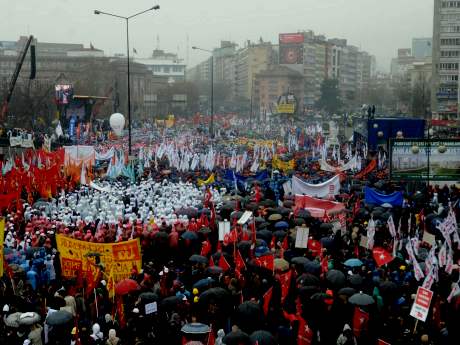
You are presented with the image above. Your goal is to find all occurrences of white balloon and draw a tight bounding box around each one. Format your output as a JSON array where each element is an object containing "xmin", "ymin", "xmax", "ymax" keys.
[{"xmin": 109, "ymin": 113, "xmax": 126, "ymax": 136}]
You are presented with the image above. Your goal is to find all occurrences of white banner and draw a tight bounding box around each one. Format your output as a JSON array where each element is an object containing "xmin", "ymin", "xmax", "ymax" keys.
[
  {"xmin": 291, "ymin": 175, "xmax": 340, "ymax": 199},
  {"xmin": 319, "ymin": 156, "xmax": 357, "ymax": 172}
]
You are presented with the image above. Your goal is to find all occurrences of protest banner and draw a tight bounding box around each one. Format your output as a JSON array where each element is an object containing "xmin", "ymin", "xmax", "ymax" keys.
[
  {"xmin": 410, "ymin": 287, "xmax": 433, "ymax": 322},
  {"xmin": 56, "ymin": 234, "xmax": 142, "ymax": 283}
]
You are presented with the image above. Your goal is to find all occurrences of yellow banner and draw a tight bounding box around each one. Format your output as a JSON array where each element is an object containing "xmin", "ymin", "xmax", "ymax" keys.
[
  {"xmin": 272, "ymin": 155, "xmax": 295, "ymax": 172},
  {"xmin": 56, "ymin": 234, "xmax": 142, "ymax": 283},
  {"xmin": 276, "ymin": 103, "xmax": 295, "ymax": 114},
  {"xmin": 0, "ymin": 218, "xmax": 4, "ymax": 277},
  {"xmin": 197, "ymin": 173, "xmax": 215, "ymax": 187}
]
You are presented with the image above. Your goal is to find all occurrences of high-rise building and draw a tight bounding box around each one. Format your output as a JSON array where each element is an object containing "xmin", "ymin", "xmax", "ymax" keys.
[
  {"xmin": 235, "ymin": 40, "xmax": 275, "ymax": 101},
  {"xmin": 432, "ymin": 0, "xmax": 460, "ymax": 120},
  {"xmin": 412, "ymin": 37, "xmax": 433, "ymax": 59}
]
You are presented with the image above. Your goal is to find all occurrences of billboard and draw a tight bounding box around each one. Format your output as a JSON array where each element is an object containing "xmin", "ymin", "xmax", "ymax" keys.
[
  {"xmin": 279, "ymin": 33, "xmax": 304, "ymax": 65},
  {"xmin": 390, "ymin": 139, "xmax": 460, "ymax": 181},
  {"xmin": 55, "ymin": 84, "xmax": 73, "ymax": 105},
  {"xmin": 279, "ymin": 33, "xmax": 304, "ymax": 44}
]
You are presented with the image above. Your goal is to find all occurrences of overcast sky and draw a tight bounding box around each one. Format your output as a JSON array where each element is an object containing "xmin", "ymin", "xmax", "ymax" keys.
[{"xmin": 1, "ymin": 0, "xmax": 433, "ymax": 71}]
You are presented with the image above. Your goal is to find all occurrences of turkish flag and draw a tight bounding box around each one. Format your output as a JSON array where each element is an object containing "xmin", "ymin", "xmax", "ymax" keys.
[
  {"xmin": 279, "ymin": 270, "xmax": 292, "ymax": 303},
  {"xmin": 218, "ymin": 255, "xmax": 231, "ymax": 271},
  {"xmin": 297, "ymin": 316, "xmax": 314, "ymax": 345},
  {"xmin": 372, "ymin": 247, "xmax": 394, "ymax": 267},
  {"xmin": 201, "ymin": 240, "xmax": 211, "ymax": 257},
  {"xmin": 308, "ymin": 239, "xmax": 322, "ymax": 257},
  {"xmin": 282, "ymin": 236, "xmax": 289, "ymax": 250},
  {"xmin": 235, "ymin": 249, "xmax": 246, "ymax": 272},
  {"xmin": 255, "ymin": 254, "xmax": 274, "ymax": 271},
  {"xmin": 352, "ymin": 307, "xmax": 369, "ymax": 337},
  {"xmin": 262, "ymin": 287, "xmax": 273, "ymax": 316}
]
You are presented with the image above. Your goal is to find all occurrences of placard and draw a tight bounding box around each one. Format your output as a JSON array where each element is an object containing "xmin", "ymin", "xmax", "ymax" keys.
[
  {"xmin": 238, "ymin": 211, "xmax": 253, "ymax": 225},
  {"xmin": 218, "ymin": 221, "xmax": 231, "ymax": 241},
  {"xmin": 295, "ymin": 227, "xmax": 310, "ymax": 249},
  {"xmin": 145, "ymin": 301, "xmax": 157, "ymax": 315},
  {"xmin": 359, "ymin": 235, "xmax": 368, "ymax": 248},
  {"xmin": 410, "ymin": 287, "xmax": 433, "ymax": 322},
  {"xmin": 422, "ymin": 231, "xmax": 436, "ymax": 247}
]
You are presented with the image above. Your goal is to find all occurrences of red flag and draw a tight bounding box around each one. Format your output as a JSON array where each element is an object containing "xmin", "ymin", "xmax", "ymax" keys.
[
  {"xmin": 235, "ymin": 249, "xmax": 246, "ymax": 272},
  {"xmin": 270, "ymin": 236, "xmax": 276, "ymax": 249},
  {"xmin": 262, "ymin": 287, "xmax": 272, "ymax": 316},
  {"xmin": 354, "ymin": 245, "xmax": 360, "ymax": 258},
  {"xmin": 297, "ymin": 316, "xmax": 314, "ymax": 345},
  {"xmin": 377, "ymin": 339, "xmax": 391, "ymax": 345},
  {"xmin": 201, "ymin": 240, "xmax": 211, "ymax": 257},
  {"xmin": 307, "ymin": 239, "xmax": 322, "ymax": 258},
  {"xmin": 209, "ymin": 256, "xmax": 215, "ymax": 267},
  {"xmin": 207, "ymin": 329, "xmax": 215, "ymax": 345},
  {"xmin": 321, "ymin": 256, "xmax": 329, "ymax": 274},
  {"xmin": 282, "ymin": 236, "xmax": 289, "ymax": 251},
  {"xmin": 279, "ymin": 270, "xmax": 292, "ymax": 303},
  {"xmin": 254, "ymin": 185, "xmax": 261, "ymax": 203},
  {"xmin": 322, "ymin": 210, "xmax": 331, "ymax": 223},
  {"xmin": 116, "ymin": 296, "xmax": 127, "ymax": 329},
  {"xmin": 372, "ymin": 247, "xmax": 394, "ymax": 267},
  {"xmin": 85, "ymin": 266, "xmax": 101, "ymax": 298},
  {"xmin": 242, "ymin": 230, "xmax": 249, "ymax": 241},
  {"xmin": 255, "ymin": 254, "xmax": 274, "ymax": 272},
  {"xmin": 352, "ymin": 306, "xmax": 369, "ymax": 337},
  {"xmin": 218, "ymin": 255, "xmax": 230, "ymax": 271}
]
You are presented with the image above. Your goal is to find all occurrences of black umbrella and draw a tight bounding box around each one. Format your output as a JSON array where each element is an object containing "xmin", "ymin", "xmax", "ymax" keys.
[
  {"xmin": 260, "ymin": 200, "xmax": 276, "ymax": 207},
  {"xmin": 338, "ymin": 287, "xmax": 356, "ymax": 297},
  {"xmin": 326, "ymin": 269, "xmax": 346, "ymax": 288},
  {"xmin": 298, "ymin": 285, "xmax": 320, "ymax": 298},
  {"xmin": 304, "ymin": 261, "xmax": 321, "ymax": 275},
  {"xmin": 199, "ymin": 287, "xmax": 230, "ymax": 305},
  {"xmin": 349, "ymin": 292, "xmax": 374, "ymax": 306},
  {"xmin": 291, "ymin": 257, "xmax": 310, "ymax": 266},
  {"xmin": 257, "ymin": 230, "xmax": 273, "ymax": 243},
  {"xmin": 236, "ymin": 301, "xmax": 264, "ymax": 334},
  {"xmin": 161, "ymin": 295, "xmax": 183, "ymax": 309},
  {"xmin": 223, "ymin": 330, "xmax": 251, "ymax": 345},
  {"xmin": 189, "ymin": 254, "xmax": 209, "ymax": 264},
  {"xmin": 297, "ymin": 273, "xmax": 320, "ymax": 287},
  {"xmin": 379, "ymin": 281, "xmax": 398, "ymax": 295},
  {"xmin": 177, "ymin": 207, "xmax": 198, "ymax": 218},
  {"xmin": 320, "ymin": 237, "xmax": 335, "ymax": 249},
  {"xmin": 46, "ymin": 310, "xmax": 73, "ymax": 326},
  {"xmin": 273, "ymin": 230, "xmax": 287, "ymax": 239},
  {"xmin": 294, "ymin": 218, "xmax": 307, "ymax": 226},
  {"xmin": 250, "ymin": 330, "xmax": 277, "ymax": 345},
  {"xmin": 348, "ymin": 274, "xmax": 363, "ymax": 287},
  {"xmin": 139, "ymin": 292, "xmax": 159, "ymax": 303},
  {"xmin": 231, "ymin": 211, "xmax": 244, "ymax": 220}
]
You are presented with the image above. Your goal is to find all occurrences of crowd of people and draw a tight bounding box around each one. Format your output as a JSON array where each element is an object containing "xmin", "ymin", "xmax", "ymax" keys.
[{"xmin": 0, "ymin": 119, "xmax": 459, "ymax": 345}]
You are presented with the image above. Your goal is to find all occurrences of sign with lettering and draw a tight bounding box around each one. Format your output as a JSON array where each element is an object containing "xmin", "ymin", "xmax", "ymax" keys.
[
  {"xmin": 56, "ymin": 234, "xmax": 142, "ymax": 283},
  {"xmin": 410, "ymin": 287, "xmax": 433, "ymax": 322}
]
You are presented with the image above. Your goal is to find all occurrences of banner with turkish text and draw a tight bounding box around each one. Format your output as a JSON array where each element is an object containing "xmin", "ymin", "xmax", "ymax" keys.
[{"xmin": 56, "ymin": 234, "xmax": 142, "ymax": 283}]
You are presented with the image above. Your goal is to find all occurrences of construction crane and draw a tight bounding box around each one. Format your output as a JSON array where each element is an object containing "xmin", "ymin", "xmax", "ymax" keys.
[{"xmin": 1, "ymin": 35, "xmax": 35, "ymax": 121}]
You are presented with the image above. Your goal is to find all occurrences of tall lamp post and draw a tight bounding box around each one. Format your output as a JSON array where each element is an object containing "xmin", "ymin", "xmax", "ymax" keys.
[
  {"xmin": 94, "ymin": 5, "xmax": 160, "ymax": 155},
  {"xmin": 192, "ymin": 46, "xmax": 214, "ymax": 138}
]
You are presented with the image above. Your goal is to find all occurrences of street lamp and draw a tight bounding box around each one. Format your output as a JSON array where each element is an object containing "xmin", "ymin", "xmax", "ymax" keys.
[
  {"xmin": 192, "ymin": 46, "xmax": 214, "ymax": 138},
  {"xmin": 94, "ymin": 5, "xmax": 160, "ymax": 155}
]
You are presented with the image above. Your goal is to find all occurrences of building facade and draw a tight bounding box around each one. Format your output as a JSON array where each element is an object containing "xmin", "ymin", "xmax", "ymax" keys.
[
  {"xmin": 134, "ymin": 49, "xmax": 186, "ymax": 84},
  {"xmin": 253, "ymin": 65, "xmax": 304, "ymax": 116},
  {"xmin": 412, "ymin": 37, "xmax": 433, "ymax": 59},
  {"xmin": 432, "ymin": 0, "xmax": 460, "ymax": 120}
]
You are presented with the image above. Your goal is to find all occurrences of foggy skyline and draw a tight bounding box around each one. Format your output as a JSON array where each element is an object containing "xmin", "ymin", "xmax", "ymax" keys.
[{"xmin": 1, "ymin": 0, "xmax": 433, "ymax": 71}]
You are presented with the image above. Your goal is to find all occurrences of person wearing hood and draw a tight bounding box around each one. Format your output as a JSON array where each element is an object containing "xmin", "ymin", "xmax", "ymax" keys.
[
  {"xmin": 336, "ymin": 324, "xmax": 357, "ymax": 345},
  {"xmin": 106, "ymin": 329, "xmax": 120, "ymax": 345},
  {"xmin": 89, "ymin": 323, "xmax": 104, "ymax": 345}
]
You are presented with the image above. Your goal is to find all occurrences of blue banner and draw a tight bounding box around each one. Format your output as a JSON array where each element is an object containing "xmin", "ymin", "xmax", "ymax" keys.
[{"xmin": 364, "ymin": 186, "xmax": 403, "ymax": 207}]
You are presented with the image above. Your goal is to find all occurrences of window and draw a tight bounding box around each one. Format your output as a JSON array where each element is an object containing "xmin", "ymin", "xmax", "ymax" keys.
[
  {"xmin": 163, "ymin": 66, "xmax": 170, "ymax": 73},
  {"xmin": 441, "ymin": 38, "xmax": 460, "ymax": 46},
  {"xmin": 172, "ymin": 66, "xmax": 182, "ymax": 73},
  {"xmin": 439, "ymin": 62, "xmax": 459, "ymax": 70},
  {"xmin": 441, "ymin": 75, "xmax": 459, "ymax": 82},
  {"xmin": 441, "ymin": 25, "xmax": 460, "ymax": 33},
  {"xmin": 441, "ymin": 50, "xmax": 460, "ymax": 57},
  {"xmin": 442, "ymin": 1, "xmax": 460, "ymax": 8},
  {"xmin": 441, "ymin": 13, "xmax": 460, "ymax": 21}
]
